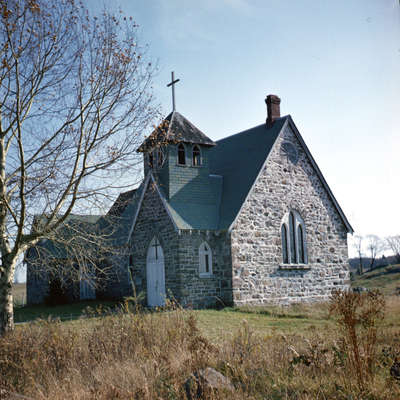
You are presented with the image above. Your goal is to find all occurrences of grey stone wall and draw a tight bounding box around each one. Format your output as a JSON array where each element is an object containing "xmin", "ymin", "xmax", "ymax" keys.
[
  {"xmin": 129, "ymin": 182, "xmax": 181, "ymax": 303},
  {"xmin": 129, "ymin": 179, "xmax": 233, "ymax": 308},
  {"xmin": 99, "ymin": 253, "xmax": 132, "ymax": 300},
  {"xmin": 177, "ymin": 230, "xmax": 232, "ymax": 308},
  {"xmin": 231, "ymin": 122, "xmax": 350, "ymax": 305}
]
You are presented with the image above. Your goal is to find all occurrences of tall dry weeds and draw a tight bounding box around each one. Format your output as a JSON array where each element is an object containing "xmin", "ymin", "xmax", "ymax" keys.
[
  {"xmin": 0, "ymin": 297, "xmax": 399, "ymax": 399},
  {"xmin": 329, "ymin": 289, "xmax": 385, "ymax": 393}
]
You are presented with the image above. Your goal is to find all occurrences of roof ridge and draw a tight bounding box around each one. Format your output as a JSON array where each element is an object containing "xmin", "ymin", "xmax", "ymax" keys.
[
  {"xmin": 216, "ymin": 116, "xmax": 289, "ymax": 144},
  {"xmin": 167, "ymin": 110, "xmax": 176, "ymax": 140}
]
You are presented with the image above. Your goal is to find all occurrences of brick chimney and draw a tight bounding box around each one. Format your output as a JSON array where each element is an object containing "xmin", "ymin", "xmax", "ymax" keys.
[{"xmin": 265, "ymin": 94, "xmax": 281, "ymax": 127}]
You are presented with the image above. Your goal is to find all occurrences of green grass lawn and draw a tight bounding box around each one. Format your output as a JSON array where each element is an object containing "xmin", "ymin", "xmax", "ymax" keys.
[
  {"xmin": 13, "ymin": 264, "xmax": 400, "ymax": 338},
  {"xmin": 14, "ymin": 300, "xmax": 120, "ymax": 323},
  {"xmin": 195, "ymin": 309, "xmax": 331, "ymax": 342}
]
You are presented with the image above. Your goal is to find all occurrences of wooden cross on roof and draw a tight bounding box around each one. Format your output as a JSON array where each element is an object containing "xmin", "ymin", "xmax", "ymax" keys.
[{"xmin": 167, "ymin": 71, "xmax": 180, "ymax": 112}]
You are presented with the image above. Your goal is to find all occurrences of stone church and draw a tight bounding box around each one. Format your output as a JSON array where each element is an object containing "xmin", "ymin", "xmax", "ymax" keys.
[{"xmin": 26, "ymin": 94, "xmax": 352, "ymax": 307}]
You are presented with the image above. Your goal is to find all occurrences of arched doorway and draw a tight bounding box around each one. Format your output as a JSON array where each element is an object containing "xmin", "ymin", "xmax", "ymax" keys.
[{"xmin": 146, "ymin": 237, "xmax": 166, "ymax": 307}]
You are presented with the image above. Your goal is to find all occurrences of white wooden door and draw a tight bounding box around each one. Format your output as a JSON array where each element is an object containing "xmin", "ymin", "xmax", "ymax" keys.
[
  {"xmin": 80, "ymin": 267, "xmax": 96, "ymax": 300},
  {"xmin": 146, "ymin": 237, "xmax": 166, "ymax": 307}
]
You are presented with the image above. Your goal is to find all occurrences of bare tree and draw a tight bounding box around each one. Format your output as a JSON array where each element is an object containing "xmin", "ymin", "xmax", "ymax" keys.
[
  {"xmin": 386, "ymin": 235, "xmax": 400, "ymax": 264},
  {"xmin": 365, "ymin": 235, "xmax": 385, "ymax": 271},
  {"xmin": 0, "ymin": 0, "xmax": 158, "ymax": 334},
  {"xmin": 353, "ymin": 234, "xmax": 364, "ymax": 275}
]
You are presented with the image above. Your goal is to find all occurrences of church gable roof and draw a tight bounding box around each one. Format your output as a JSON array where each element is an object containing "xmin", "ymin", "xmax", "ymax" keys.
[
  {"xmin": 209, "ymin": 116, "xmax": 287, "ymax": 230},
  {"xmin": 106, "ymin": 189, "xmax": 137, "ymax": 218},
  {"xmin": 26, "ymin": 214, "xmax": 102, "ymax": 261},
  {"xmin": 97, "ymin": 184, "xmax": 145, "ymax": 247},
  {"xmin": 132, "ymin": 111, "xmax": 352, "ymax": 235},
  {"xmin": 137, "ymin": 111, "xmax": 215, "ymax": 152},
  {"xmin": 165, "ymin": 173, "xmax": 223, "ymax": 230},
  {"xmin": 209, "ymin": 115, "xmax": 353, "ymax": 233}
]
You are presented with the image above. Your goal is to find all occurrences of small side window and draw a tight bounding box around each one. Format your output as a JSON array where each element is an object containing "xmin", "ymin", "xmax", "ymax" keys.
[
  {"xmin": 177, "ymin": 143, "xmax": 186, "ymax": 165},
  {"xmin": 199, "ymin": 242, "xmax": 212, "ymax": 276},
  {"xmin": 192, "ymin": 145, "xmax": 201, "ymax": 166}
]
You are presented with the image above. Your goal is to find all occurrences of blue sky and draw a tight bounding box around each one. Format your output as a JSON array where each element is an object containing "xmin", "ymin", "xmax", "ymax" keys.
[{"xmin": 87, "ymin": 0, "xmax": 400, "ymax": 252}]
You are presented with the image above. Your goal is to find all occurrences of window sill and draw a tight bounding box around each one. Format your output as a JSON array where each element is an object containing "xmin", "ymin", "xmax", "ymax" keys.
[
  {"xmin": 199, "ymin": 273, "xmax": 213, "ymax": 278},
  {"xmin": 176, "ymin": 163, "xmax": 203, "ymax": 168},
  {"xmin": 279, "ymin": 264, "xmax": 310, "ymax": 270}
]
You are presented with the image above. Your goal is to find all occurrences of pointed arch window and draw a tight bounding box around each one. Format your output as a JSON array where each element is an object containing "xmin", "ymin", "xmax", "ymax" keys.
[
  {"xmin": 281, "ymin": 211, "xmax": 307, "ymax": 265},
  {"xmin": 148, "ymin": 152, "xmax": 154, "ymax": 168},
  {"xmin": 199, "ymin": 242, "xmax": 212, "ymax": 277},
  {"xmin": 298, "ymin": 225, "xmax": 305, "ymax": 264},
  {"xmin": 281, "ymin": 224, "xmax": 289, "ymax": 264},
  {"xmin": 177, "ymin": 143, "xmax": 186, "ymax": 165},
  {"xmin": 157, "ymin": 148, "xmax": 164, "ymax": 168},
  {"xmin": 192, "ymin": 145, "xmax": 201, "ymax": 166},
  {"xmin": 289, "ymin": 212, "xmax": 296, "ymax": 263}
]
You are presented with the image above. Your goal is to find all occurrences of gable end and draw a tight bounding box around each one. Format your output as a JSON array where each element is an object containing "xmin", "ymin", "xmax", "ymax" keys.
[
  {"xmin": 127, "ymin": 172, "xmax": 179, "ymax": 244},
  {"xmin": 285, "ymin": 116, "xmax": 353, "ymax": 233}
]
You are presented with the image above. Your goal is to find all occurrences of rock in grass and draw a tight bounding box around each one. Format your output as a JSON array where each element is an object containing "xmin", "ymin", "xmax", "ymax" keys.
[
  {"xmin": 390, "ymin": 361, "xmax": 400, "ymax": 380},
  {"xmin": 185, "ymin": 367, "xmax": 234, "ymax": 398}
]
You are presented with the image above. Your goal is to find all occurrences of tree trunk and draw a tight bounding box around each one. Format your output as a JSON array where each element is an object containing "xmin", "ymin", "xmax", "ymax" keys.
[{"xmin": 0, "ymin": 276, "xmax": 14, "ymax": 335}]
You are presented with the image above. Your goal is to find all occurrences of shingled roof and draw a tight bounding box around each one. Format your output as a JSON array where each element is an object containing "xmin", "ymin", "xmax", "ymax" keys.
[
  {"xmin": 209, "ymin": 115, "xmax": 353, "ymax": 233},
  {"xmin": 137, "ymin": 111, "xmax": 216, "ymax": 152},
  {"xmin": 209, "ymin": 116, "xmax": 287, "ymax": 230},
  {"xmin": 150, "ymin": 114, "xmax": 352, "ymax": 233},
  {"xmin": 107, "ymin": 111, "xmax": 353, "ymax": 237},
  {"xmin": 97, "ymin": 184, "xmax": 145, "ymax": 246},
  {"xmin": 26, "ymin": 214, "xmax": 102, "ymax": 261}
]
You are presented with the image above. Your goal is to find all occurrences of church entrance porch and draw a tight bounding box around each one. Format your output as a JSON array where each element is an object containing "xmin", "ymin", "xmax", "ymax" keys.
[{"xmin": 146, "ymin": 237, "xmax": 166, "ymax": 307}]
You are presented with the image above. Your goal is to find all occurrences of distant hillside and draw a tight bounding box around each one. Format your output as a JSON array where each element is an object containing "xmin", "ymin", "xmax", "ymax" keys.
[
  {"xmin": 349, "ymin": 255, "xmax": 399, "ymax": 273},
  {"xmin": 351, "ymin": 264, "xmax": 400, "ymax": 296}
]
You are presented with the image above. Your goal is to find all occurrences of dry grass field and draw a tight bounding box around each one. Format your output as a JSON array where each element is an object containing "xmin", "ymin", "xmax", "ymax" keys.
[
  {"xmin": 4, "ymin": 267, "xmax": 399, "ymax": 399},
  {"xmin": 1, "ymin": 292, "xmax": 400, "ymax": 400}
]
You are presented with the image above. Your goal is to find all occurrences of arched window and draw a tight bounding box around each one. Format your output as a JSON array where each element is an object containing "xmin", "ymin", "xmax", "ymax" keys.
[
  {"xmin": 281, "ymin": 224, "xmax": 288, "ymax": 264},
  {"xmin": 289, "ymin": 212, "xmax": 296, "ymax": 263},
  {"xmin": 192, "ymin": 145, "xmax": 201, "ymax": 166},
  {"xmin": 199, "ymin": 242, "xmax": 212, "ymax": 276},
  {"xmin": 298, "ymin": 225, "xmax": 305, "ymax": 264},
  {"xmin": 157, "ymin": 148, "xmax": 164, "ymax": 168},
  {"xmin": 281, "ymin": 211, "xmax": 307, "ymax": 264},
  {"xmin": 177, "ymin": 143, "xmax": 186, "ymax": 165}
]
